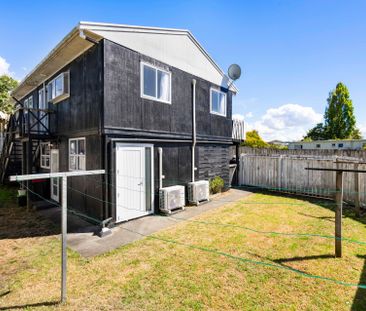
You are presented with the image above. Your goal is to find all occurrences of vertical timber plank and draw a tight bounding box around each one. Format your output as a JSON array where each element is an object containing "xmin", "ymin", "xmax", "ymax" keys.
[{"xmin": 335, "ymin": 170, "xmax": 343, "ymax": 258}]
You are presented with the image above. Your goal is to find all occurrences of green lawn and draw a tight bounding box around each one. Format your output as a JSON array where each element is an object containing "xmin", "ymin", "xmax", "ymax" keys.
[{"xmin": 1, "ymin": 188, "xmax": 366, "ymax": 310}]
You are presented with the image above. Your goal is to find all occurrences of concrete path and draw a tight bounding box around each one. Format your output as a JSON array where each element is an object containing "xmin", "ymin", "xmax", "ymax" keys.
[{"xmin": 65, "ymin": 188, "xmax": 251, "ymax": 257}]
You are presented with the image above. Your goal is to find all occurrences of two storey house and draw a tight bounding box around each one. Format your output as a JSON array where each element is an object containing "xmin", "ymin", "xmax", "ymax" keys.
[{"xmin": 1, "ymin": 22, "xmax": 241, "ymax": 224}]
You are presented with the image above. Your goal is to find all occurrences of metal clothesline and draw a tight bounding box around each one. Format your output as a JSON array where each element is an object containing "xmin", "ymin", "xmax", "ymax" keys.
[{"xmin": 9, "ymin": 169, "xmax": 105, "ymax": 304}]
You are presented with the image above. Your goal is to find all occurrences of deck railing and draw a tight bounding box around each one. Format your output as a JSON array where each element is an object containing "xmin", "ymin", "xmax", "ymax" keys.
[{"xmin": 232, "ymin": 118, "xmax": 245, "ymax": 142}]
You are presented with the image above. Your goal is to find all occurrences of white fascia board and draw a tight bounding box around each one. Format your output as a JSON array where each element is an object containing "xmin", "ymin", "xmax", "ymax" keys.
[{"xmin": 11, "ymin": 24, "xmax": 101, "ymax": 101}]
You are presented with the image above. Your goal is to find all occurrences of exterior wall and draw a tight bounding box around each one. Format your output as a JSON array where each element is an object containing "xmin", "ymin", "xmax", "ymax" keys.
[
  {"xmin": 289, "ymin": 140, "xmax": 366, "ymax": 150},
  {"xmin": 197, "ymin": 144, "xmax": 230, "ymax": 186},
  {"xmin": 103, "ymin": 39, "xmax": 233, "ymax": 141},
  {"xmin": 103, "ymin": 39, "xmax": 233, "ymax": 218},
  {"xmin": 59, "ymin": 134, "xmax": 104, "ymax": 220},
  {"xmin": 18, "ymin": 43, "xmax": 105, "ymax": 220},
  {"xmin": 108, "ymin": 139, "xmax": 231, "ymax": 215},
  {"xmin": 48, "ymin": 43, "xmax": 103, "ymax": 136},
  {"xmin": 19, "ymin": 43, "xmax": 103, "ymax": 136},
  {"xmin": 17, "ymin": 38, "xmax": 234, "ymax": 222}
]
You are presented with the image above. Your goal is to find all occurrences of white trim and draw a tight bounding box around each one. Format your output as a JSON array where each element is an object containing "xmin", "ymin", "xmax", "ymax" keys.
[
  {"xmin": 115, "ymin": 143, "xmax": 154, "ymax": 221},
  {"xmin": 68, "ymin": 137, "xmax": 86, "ymax": 171},
  {"xmin": 47, "ymin": 71, "xmax": 70, "ymax": 104},
  {"xmin": 40, "ymin": 141, "xmax": 51, "ymax": 169},
  {"xmin": 50, "ymin": 149, "xmax": 60, "ymax": 202},
  {"xmin": 210, "ymin": 87, "xmax": 227, "ymax": 117},
  {"xmin": 140, "ymin": 62, "xmax": 172, "ymax": 104}
]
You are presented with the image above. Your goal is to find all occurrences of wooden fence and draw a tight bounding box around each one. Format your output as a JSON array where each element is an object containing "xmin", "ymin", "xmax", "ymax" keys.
[{"xmin": 238, "ymin": 148, "xmax": 366, "ymax": 206}]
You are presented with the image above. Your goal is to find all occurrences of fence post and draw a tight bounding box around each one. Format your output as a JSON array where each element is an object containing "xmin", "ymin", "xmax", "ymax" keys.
[
  {"xmin": 354, "ymin": 162, "xmax": 361, "ymax": 217},
  {"xmin": 277, "ymin": 155, "xmax": 283, "ymax": 190},
  {"xmin": 335, "ymin": 170, "xmax": 343, "ymax": 258}
]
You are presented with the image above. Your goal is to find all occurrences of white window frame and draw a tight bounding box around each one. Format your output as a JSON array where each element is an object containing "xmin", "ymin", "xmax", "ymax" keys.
[
  {"xmin": 38, "ymin": 88, "xmax": 46, "ymax": 109},
  {"xmin": 69, "ymin": 137, "xmax": 86, "ymax": 171},
  {"xmin": 210, "ymin": 87, "xmax": 227, "ymax": 117},
  {"xmin": 140, "ymin": 62, "xmax": 172, "ymax": 104},
  {"xmin": 47, "ymin": 71, "xmax": 70, "ymax": 104},
  {"xmin": 40, "ymin": 142, "xmax": 51, "ymax": 169}
]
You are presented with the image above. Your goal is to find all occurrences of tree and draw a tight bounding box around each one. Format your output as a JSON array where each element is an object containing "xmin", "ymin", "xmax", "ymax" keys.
[
  {"xmin": 241, "ymin": 130, "xmax": 269, "ymax": 148},
  {"xmin": 0, "ymin": 75, "xmax": 18, "ymax": 115},
  {"xmin": 304, "ymin": 123, "xmax": 326, "ymax": 141},
  {"xmin": 324, "ymin": 82, "xmax": 358, "ymax": 139},
  {"xmin": 304, "ymin": 82, "xmax": 361, "ymax": 140}
]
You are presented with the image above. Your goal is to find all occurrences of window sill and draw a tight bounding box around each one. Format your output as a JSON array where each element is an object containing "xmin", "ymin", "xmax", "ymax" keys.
[
  {"xmin": 210, "ymin": 111, "xmax": 227, "ymax": 117},
  {"xmin": 141, "ymin": 94, "xmax": 171, "ymax": 105},
  {"xmin": 50, "ymin": 93, "xmax": 70, "ymax": 104}
]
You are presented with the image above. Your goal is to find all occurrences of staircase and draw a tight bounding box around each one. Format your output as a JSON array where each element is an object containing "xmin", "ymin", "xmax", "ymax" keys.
[
  {"xmin": 0, "ymin": 104, "xmax": 52, "ymax": 184},
  {"xmin": 0, "ymin": 115, "xmax": 22, "ymax": 183}
]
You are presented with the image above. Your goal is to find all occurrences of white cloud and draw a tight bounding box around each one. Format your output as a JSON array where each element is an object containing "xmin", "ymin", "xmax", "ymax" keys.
[
  {"xmin": 245, "ymin": 112, "xmax": 253, "ymax": 118},
  {"xmin": 246, "ymin": 103, "xmax": 322, "ymax": 142},
  {"xmin": 359, "ymin": 124, "xmax": 366, "ymax": 138},
  {"xmin": 232, "ymin": 112, "xmax": 253, "ymax": 121},
  {"xmin": 0, "ymin": 56, "xmax": 10, "ymax": 75},
  {"xmin": 232, "ymin": 113, "xmax": 245, "ymax": 121}
]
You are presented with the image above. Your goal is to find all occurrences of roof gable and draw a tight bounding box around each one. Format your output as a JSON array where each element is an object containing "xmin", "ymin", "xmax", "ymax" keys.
[
  {"xmin": 80, "ymin": 22, "xmax": 237, "ymax": 92},
  {"xmin": 12, "ymin": 22, "xmax": 237, "ymax": 100}
]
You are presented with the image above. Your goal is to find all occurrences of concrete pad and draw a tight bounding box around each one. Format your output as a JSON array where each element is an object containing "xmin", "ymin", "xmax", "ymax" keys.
[{"xmin": 66, "ymin": 188, "xmax": 251, "ymax": 257}]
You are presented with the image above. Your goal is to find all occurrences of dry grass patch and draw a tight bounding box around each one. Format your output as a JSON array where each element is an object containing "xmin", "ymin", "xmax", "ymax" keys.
[{"xmin": 1, "ymin": 188, "xmax": 366, "ymax": 310}]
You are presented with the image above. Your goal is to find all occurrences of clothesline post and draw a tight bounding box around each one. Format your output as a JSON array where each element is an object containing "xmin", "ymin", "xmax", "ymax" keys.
[{"xmin": 9, "ymin": 169, "xmax": 105, "ymax": 303}]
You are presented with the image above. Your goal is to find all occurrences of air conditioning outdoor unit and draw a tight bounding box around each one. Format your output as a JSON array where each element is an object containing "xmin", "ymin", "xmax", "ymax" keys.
[
  {"xmin": 159, "ymin": 185, "xmax": 185, "ymax": 214},
  {"xmin": 188, "ymin": 180, "xmax": 209, "ymax": 205}
]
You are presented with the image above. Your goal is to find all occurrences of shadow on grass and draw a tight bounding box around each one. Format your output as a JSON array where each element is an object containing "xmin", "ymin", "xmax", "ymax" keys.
[
  {"xmin": 0, "ymin": 300, "xmax": 59, "ymax": 310},
  {"xmin": 297, "ymin": 212, "xmax": 335, "ymax": 222},
  {"xmin": 237, "ymin": 186, "xmax": 366, "ymax": 309},
  {"xmin": 351, "ymin": 255, "xmax": 366, "ymax": 310},
  {"xmin": 274, "ymin": 254, "xmax": 335, "ymax": 263}
]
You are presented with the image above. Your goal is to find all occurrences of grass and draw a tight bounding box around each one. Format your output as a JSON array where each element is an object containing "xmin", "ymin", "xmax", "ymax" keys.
[{"xmin": 1, "ymin": 187, "xmax": 366, "ymax": 310}]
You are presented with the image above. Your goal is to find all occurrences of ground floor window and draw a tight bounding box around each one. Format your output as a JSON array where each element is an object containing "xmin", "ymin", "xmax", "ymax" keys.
[
  {"xmin": 69, "ymin": 137, "xmax": 86, "ymax": 170},
  {"xmin": 40, "ymin": 142, "xmax": 50, "ymax": 168}
]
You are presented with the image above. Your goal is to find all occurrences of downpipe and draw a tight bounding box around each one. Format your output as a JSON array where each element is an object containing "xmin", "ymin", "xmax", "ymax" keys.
[
  {"xmin": 192, "ymin": 79, "xmax": 196, "ymax": 182},
  {"xmin": 158, "ymin": 147, "xmax": 164, "ymax": 189}
]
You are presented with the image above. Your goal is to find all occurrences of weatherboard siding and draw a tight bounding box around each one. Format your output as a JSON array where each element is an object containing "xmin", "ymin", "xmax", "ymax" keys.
[{"xmin": 103, "ymin": 39, "xmax": 233, "ymax": 140}]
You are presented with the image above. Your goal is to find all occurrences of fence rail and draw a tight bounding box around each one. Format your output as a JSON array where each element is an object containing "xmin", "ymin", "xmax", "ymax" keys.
[{"xmin": 239, "ymin": 149, "xmax": 366, "ymax": 206}]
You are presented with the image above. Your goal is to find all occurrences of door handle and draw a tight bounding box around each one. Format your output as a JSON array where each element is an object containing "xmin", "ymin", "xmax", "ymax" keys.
[{"xmin": 138, "ymin": 182, "xmax": 143, "ymax": 186}]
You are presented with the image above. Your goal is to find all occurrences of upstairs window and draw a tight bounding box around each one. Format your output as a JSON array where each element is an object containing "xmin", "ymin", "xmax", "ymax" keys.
[
  {"xmin": 40, "ymin": 142, "xmax": 50, "ymax": 169},
  {"xmin": 316, "ymin": 144, "xmax": 321, "ymax": 148},
  {"xmin": 338, "ymin": 143, "xmax": 344, "ymax": 148},
  {"xmin": 69, "ymin": 138, "xmax": 86, "ymax": 171},
  {"xmin": 24, "ymin": 95, "xmax": 33, "ymax": 109},
  {"xmin": 141, "ymin": 62, "xmax": 171, "ymax": 104},
  {"xmin": 47, "ymin": 71, "xmax": 70, "ymax": 104},
  {"xmin": 210, "ymin": 88, "xmax": 227, "ymax": 116}
]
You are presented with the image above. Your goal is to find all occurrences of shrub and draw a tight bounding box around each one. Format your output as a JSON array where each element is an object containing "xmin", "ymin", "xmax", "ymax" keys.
[{"xmin": 210, "ymin": 176, "xmax": 225, "ymax": 194}]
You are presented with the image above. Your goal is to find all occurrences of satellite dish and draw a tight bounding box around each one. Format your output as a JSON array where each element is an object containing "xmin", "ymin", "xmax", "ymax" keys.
[{"xmin": 228, "ymin": 64, "xmax": 242, "ymax": 81}]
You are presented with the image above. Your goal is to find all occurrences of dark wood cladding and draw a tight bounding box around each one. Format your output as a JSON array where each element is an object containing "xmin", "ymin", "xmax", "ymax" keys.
[
  {"xmin": 17, "ymin": 37, "xmax": 234, "ymax": 222},
  {"xmin": 58, "ymin": 134, "xmax": 104, "ymax": 220},
  {"xmin": 197, "ymin": 144, "xmax": 230, "ymax": 186},
  {"xmin": 103, "ymin": 39, "xmax": 233, "ymax": 140},
  {"xmin": 19, "ymin": 43, "xmax": 104, "ymax": 136},
  {"xmin": 52, "ymin": 43, "xmax": 103, "ymax": 135}
]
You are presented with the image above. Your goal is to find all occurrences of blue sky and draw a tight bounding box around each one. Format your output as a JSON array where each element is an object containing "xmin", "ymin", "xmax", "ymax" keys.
[{"xmin": 0, "ymin": 0, "xmax": 365, "ymax": 141}]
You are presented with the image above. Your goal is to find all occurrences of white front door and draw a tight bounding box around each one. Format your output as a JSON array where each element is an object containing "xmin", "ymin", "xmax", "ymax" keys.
[
  {"xmin": 116, "ymin": 144, "xmax": 151, "ymax": 222},
  {"xmin": 50, "ymin": 149, "xmax": 59, "ymax": 202}
]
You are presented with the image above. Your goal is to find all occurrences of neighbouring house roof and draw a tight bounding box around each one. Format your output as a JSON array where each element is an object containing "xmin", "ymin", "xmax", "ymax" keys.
[
  {"xmin": 11, "ymin": 21, "xmax": 238, "ymax": 101},
  {"xmin": 290, "ymin": 139, "xmax": 366, "ymax": 144}
]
